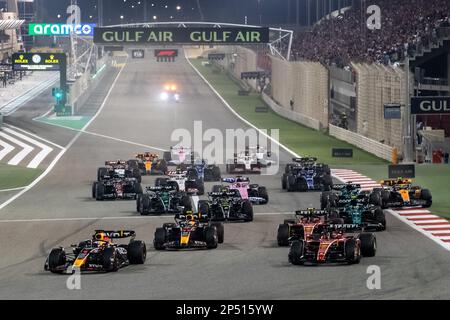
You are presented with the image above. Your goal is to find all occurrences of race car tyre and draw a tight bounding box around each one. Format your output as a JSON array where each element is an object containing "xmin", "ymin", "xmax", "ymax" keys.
[
  {"xmin": 140, "ymin": 195, "xmax": 151, "ymax": 215},
  {"xmin": 258, "ymin": 186, "xmax": 269, "ymax": 203},
  {"xmin": 330, "ymin": 217, "xmax": 345, "ymax": 224},
  {"xmin": 167, "ymin": 180, "xmax": 179, "ymax": 192},
  {"xmin": 187, "ymin": 168, "xmax": 198, "ymax": 180},
  {"xmin": 205, "ymin": 226, "xmax": 218, "ymax": 249},
  {"xmin": 154, "ymin": 228, "xmax": 167, "ymax": 250},
  {"xmin": 286, "ymin": 175, "xmax": 296, "ymax": 192},
  {"xmin": 212, "ymin": 185, "xmax": 222, "ymax": 193},
  {"xmin": 283, "ymin": 219, "xmax": 296, "ymax": 225},
  {"xmin": 288, "ymin": 240, "xmax": 305, "ymax": 265},
  {"xmin": 136, "ymin": 194, "xmax": 143, "ymax": 213},
  {"xmin": 344, "ymin": 239, "xmax": 361, "ymax": 264},
  {"xmin": 360, "ymin": 233, "xmax": 377, "ymax": 257},
  {"xmin": 285, "ymin": 164, "xmax": 293, "ymax": 174},
  {"xmin": 323, "ymin": 165, "xmax": 331, "ymax": 175},
  {"xmin": 369, "ymin": 192, "xmax": 382, "ymax": 207},
  {"xmin": 281, "ymin": 174, "xmax": 287, "ymax": 190},
  {"xmin": 132, "ymin": 168, "xmax": 142, "ymax": 183},
  {"xmin": 226, "ymin": 164, "xmax": 235, "ymax": 174},
  {"xmin": 128, "ymin": 240, "xmax": 147, "ymax": 264},
  {"xmin": 277, "ymin": 224, "xmax": 290, "ymax": 246},
  {"xmin": 48, "ymin": 248, "xmax": 66, "ymax": 274},
  {"xmin": 198, "ymin": 200, "xmax": 210, "ymax": 216},
  {"xmin": 212, "ymin": 166, "xmax": 221, "ymax": 181},
  {"xmin": 181, "ymin": 195, "xmax": 192, "ymax": 210},
  {"xmin": 102, "ymin": 247, "xmax": 119, "ymax": 272},
  {"xmin": 157, "ymin": 160, "xmax": 168, "ymax": 174},
  {"xmin": 97, "ymin": 167, "xmax": 108, "ymax": 181},
  {"xmin": 322, "ymin": 175, "xmax": 333, "ymax": 191},
  {"xmin": 196, "ymin": 179, "xmax": 205, "ymax": 195},
  {"xmin": 127, "ymin": 160, "xmax": 139, "ymax": 170},
  {"xmin": 92, "ymin": 182, "xmax": 98, "ymax": 199},
  {"xmin": 242, "ymin": 200, "xmax": 254, "ymax": 222},
  {"xmin": 374, "ymin": 207, "xmax": 386, "ymax": 231},
  {"xmin": 211, "ymin": 222, "xmax": 224, "ymax": 243},
  {"xmin": 95, "ymin": 183, "xmax": 105, "ymax": 201},
  {"xmin": 320, "ymin": 191, "xmax": 330, "ymax": 209},
  {"xmin": 155, "ymin": 178, "xmax": 169, "ymax": 187},
  {"xmin": 163, "ymin": 151, "xmax": 172, "ymax": 162},
  {"xmin": 380, "ymin": 190, "xmax": 391, "ymax": 209},
  {"xmin": 421, "ymin": 189, "xmax": 432, "ymax": 208},
  {"xmin": 162, "ymin": 223, "xmax": 176, "ymax": 229},
  {"xmin": 203, "ymin": 168, "xmax": 213, "ymax": 181},
  {"xmin": 134, "ymin": 183, "xmax": 143, "ymax": 196}
]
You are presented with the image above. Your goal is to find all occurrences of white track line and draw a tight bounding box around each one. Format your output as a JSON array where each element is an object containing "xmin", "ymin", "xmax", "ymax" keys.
[
  {"xmin": 3, "ymin": 127, "xmax": 53, "ymax": 169},
  {"xmin": 0, "ymin": 187, "xmax": 26, "ymax": 193},
  {"xmin": 0, "ymin": 131, "xmax": 33, "ymax": 166},
  {"xmin": 0, "ymin": 138, "xmax": 14, "ymax": 161},
  {"xmin": 4, "ymin": 124, "xmax": 64, "ymax": 149}
]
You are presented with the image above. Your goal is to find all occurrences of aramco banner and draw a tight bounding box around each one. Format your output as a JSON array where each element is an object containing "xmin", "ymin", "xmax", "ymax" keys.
[{"xmin": 29, "ymin": 23, "xmax": 96, "ymax": 36}]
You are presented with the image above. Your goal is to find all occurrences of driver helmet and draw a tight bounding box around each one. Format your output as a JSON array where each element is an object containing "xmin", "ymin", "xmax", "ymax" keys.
[{"xmin": 94, "ymin": 232, "xmax": 110, "ymax": 243}]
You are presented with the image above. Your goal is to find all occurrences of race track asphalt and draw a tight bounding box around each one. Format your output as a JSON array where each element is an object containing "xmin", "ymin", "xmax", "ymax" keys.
[{"xmin": 0, "ymin": 52, "xmax": 449, "ymax": 299}]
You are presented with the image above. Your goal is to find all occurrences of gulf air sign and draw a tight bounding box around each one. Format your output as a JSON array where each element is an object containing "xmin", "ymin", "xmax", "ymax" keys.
[
  {"xmin": 29, "ymin": 23, "xmax": 96, "ymax": 36},
  {"xmin": 411, "ymin": 96, "xmax": 450, "ymax": 115}
]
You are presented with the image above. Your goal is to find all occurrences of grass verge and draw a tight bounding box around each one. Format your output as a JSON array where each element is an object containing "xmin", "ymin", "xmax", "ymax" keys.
[{"xmin": 0, "ymin": 164, "xmax": 43, "ymax": 190}]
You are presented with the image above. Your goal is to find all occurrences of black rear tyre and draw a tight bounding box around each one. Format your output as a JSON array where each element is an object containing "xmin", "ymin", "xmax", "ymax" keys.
[
  {"xmin": 242, "ymin": 200, "xmax": 253, "ymax": 222},
  {"xmin": 48, "ymin": 248, "xmax": 66, "ymax": 274},
  {"xmin": 128, "ymin": 240, "xmax": 146, "ymax": 264},
  {"xmin": 95, "ymin": 183, "xmax": 105, "ymax": 201},
  {"xmin": 205, "ymin": 227, "xmax": 218, "ymax": 249},
  {"xmin": 288, "ymin": 240, "xmax": 305, "ymax": 265},
  {"xmin": 154, "ymin": 228, "xmax": 167, "ymax": 250},
  {"xmin": 277, "ymin": 224, "xmax": 290, "ymax": 246},
  {"xmin": 344, "ymin": 239, "xmax": 361, "ymax": 264},
  {"xmin": 102, "ymin": 247, "xmax": 119, "ymax": 272},
  {"xmin": 211, "ymin": 222, "xmax": 224, "ymax": 243},
  {"xmin": 360, "ymin": 233, "xmax": 377, "ymax": 257}
]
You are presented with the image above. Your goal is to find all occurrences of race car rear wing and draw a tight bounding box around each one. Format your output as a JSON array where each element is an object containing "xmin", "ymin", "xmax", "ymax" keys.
[
  {"xmin": 292, "ymin": 157, "xmax": 317, "ymax": 163},
  {"xmin": 208, "ymin": 191, "xmax": 238, "ymax": 197},
  {"xmin": 147, "ymin": 186, "xmax": 176, "ymax": 192},
  {"xmin": 295, "ymin": 209, "xmax": 329, "ymax": 217},
  {"xmin": 222, "ymin": 177, "xmax": 250, "ymax": 183},
  {"xmin": 327, "ymin": 224, "xmax": 364, "ymax": 232},
  {"xmin": 332, "ymin": 183, "xmax": 361, "ymax": 190},
  {"xmin": 94, "ymin": 230, "xmax": 136, "ymax": 239},
  {"xmin": 105, "ymin": 160, "xmax": 127, "ymax": 166},
  {"xmin": 380, "ymin": 178, "xmax": 412, "ymax": 186}
]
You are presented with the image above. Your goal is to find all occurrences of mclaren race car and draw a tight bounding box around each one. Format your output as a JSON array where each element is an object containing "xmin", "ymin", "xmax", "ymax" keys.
[
  {"xmin": 136, "ymin": 186, "xmax": 194, "ymax": 215},
  {"xmin": 288, "ymin": 224, "xmax": 377, "ymax": 265},
  {"xmin": 226, "ymin": 146, "xmax": 274, "ymax": 174},
  {"xmin": 134, "ymin": 152, "xmax": 168, "ymax": 175},
  {"xmin": 44, "ymin": 230, "xmax": 146, "ymax": 273},
  {"xmin": 97, "ymin": 160, "xmax": 142, "ymax": 183},
  {"xmin": 219, "ymin": 176, "xmax": 269, "ymax": 204},
  {"xmin": 92, "ymin": 177, "xmax": 143, "ymax": 201},
  {"xmin": 375, "ymin": 178, "xmax": 432, "ymax": 208},
  {"xmin": 153, "ymin": 212, "xmax": 224, "ymax": 250},
  {"xmin": 197, "ymin": 190, "xmax": 254, "ymax": 222},
  {"xmin": 282, "ymin": 163, "xmax": 333, "ymax": 192}
]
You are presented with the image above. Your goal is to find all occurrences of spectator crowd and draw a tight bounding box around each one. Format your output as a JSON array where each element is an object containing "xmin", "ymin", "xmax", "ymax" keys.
[{"xmin": 291, "ymin": 0, "xmax": 450, "ymax": 67}]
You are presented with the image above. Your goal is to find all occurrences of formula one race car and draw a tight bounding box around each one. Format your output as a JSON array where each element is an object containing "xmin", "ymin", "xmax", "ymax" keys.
[
  {"xmin": 288, "ymin": 224, "xmax": 377, "ymax": 265},
  {"xmin": 164, "ymin": 146, "xmax": 196, "ymax": 169},
  {"xmin": 375, "ymin": 178, "xmax": 432, "ymax": 208},
  {"xmin": 188, "ymin": 159, "xmax": 221, "ymax": 182},
  {"xmin": 44, "ymin": 230, "xmax": 146, "ymax": 273},
  {"xmin": 320, "ymin": 183, "xmax": 382, "ymax": 209},
  {"xmin": 153, "ymin": 212, "xmax": 224, "ymax": 250},
  {"xmin": 197, "ymin": 190, "xmax": 254, "ymax": 222},
  {"xmin": 92, "ymin": 177, "xmax": 143, "ymax": 201},
  {"xmin": 160, "ymin": 83, "xmax": 180, "ymax": 102},
  {"xmin": 282, "ymin": 163, "xmax": 333, "ymax": 192},
  {"xmin": 134, "ymin": 152, "xmax": 168, "ymax": 175},
  {"xmin": 336, "ymin": 202, "xmax": 386, "ymax": 231},
  {"xmin": 219, "ymin": 176, "xmax": 269, "ymax": 204},
  {"xmin": 284, "ymin": 157, "xmax": 328, "ymax": 174},
  {"xmin": 277, "ymin": 208, "xmax": 343, "ymax": 246},
  {"xmin": 136, "ymin": 186, "xmax": 193, "ymax": 215},
  {"xmin": 226, "ymin": 146, "xmax": 274, "ymax": 174},
  {"xmin": 97, "ymin": 160, "xmax": 142, "ymax": 183},
  {"xmin": 155, "ymin": 168, "xmax": 205, "ymax": 195}
]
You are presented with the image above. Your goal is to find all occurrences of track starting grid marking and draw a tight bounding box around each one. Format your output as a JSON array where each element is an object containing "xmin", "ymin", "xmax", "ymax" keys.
[{"xmin": 332, "ymin": 169, "xmax": 450, "ymax": 251}]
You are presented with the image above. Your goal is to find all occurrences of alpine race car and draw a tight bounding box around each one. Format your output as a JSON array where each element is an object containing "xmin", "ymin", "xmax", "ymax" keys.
[
  {"xmin": 282, "ymin": 163, "xmax": 333, "ymax": 192},
  {"xmin": 188, "ymin": 159, "xmax": 221, "ymax": 182},
  {"xmin": 320, "ymin": 183, "xmax": 382, "ymax": 209},
  {"xmin": 153, "ymin": 212, "xmax": 224, "ymax": 250},
  {"xmin": 92, "ymin": 177, "xmax": 143, "ymax": 201},
  {"xmin": 219, "ymin": 176, "xmax": 269, "ymax": 204},
  {"xmin": 226, "ymin": 146, "xmax": 274, "ymax": 174},
  {"xmin": 97, "ymin": 160, "xmax": 142, "ymax": 183},
  {"xmin": 160, "ymin": 83, "xmax": 180, "ymax": 102},
  {"xmin": 277, "ymin": 208, "xmax": 342, "ymax": 246},
  {"xmin": 375, "ymin": 178, "xmax": 432, "ymax": 208},
  {"xmin": 288, "ymin": 224, "xmax": 377, "ymax": 265},
  {"xmin": 164, "ymin": 146, "xmax": 199, "ymax": 169},
  {"xmin": 155, "ymin": 168, "xmax": 205, "ymax": 195},
  {"xmin": 44, "ymin": 230, "xmax": 146, "ymax": 273},
  {"xmin": 197, "ymin": 190, "xmax": 254, "ymax": 222},
  {"xmin": 136, "ymin": 186, "xmax": 193, "ymax": 215},
  {"xmin": 134, "ymin": 152, "xmax": 168, "ymax": 175}
]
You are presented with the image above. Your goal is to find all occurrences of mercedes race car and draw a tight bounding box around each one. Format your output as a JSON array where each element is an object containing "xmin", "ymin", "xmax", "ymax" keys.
[
  {"xmin": 219, "ymin": 176, "xmax": 269, "ymax": 205},
  {"xmin": 44, "ymin": 230, "xmax": 146, "ymax": 273},
  {"xmin": 136, "ymin": 186, "xmax": 194, "ymax": 215},
  {"xmin": 226, "ymin": 146, "xmax": 274, "ymax": 174},
  {"xmin": 97, "ymin": 160, "xmax": 142, "ymax": 183},
  {"xmin": 92, "ymin": 177, "xmax": 143, "ymax": 201},
  {"xmin": 375, "ymin": 178, "xmax": 432, "ymax": 208},
  {"xmin": 160, "ymin": 83, "xmax": 180, "ymax": 102},
  {"xmin": 134, "ymin": 152, "xmax": 168, "ymax": 175},
  {"xmin": 282, "ymin": 163, "xmax": 333, "ymax": 192},
  {"xmin": 153, "ymin": 212, "xmax": 224, "ymax": 250},
  {"xmin": 197, "ymin": 190, "xmax": 254, "ymax": 222},
  {"xmin": 155, "ymin": 168, "xmax": 205, "ymax": 195},
  {"xmin": 288, "ymin": 224, "xmax": 377, "ymax": 265}
]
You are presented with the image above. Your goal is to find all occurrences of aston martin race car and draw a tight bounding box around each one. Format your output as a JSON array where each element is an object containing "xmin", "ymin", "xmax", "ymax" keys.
[
  {"xmin": 320, "ymin": 183, "xmax": 382, "ymax": 209},
  {"xmin": 220, "ymin": 176, "xmax": 269, "ymax": 204},
  {"xmin": 134, "ymin": 152, "xmax": 168, "ymax": 175},
  {"xmin": 136, "ymin": 186, "xmax": 193, "ymax": 215},
  {"xmin": 282, "ymin": 163, "xmax": 333, "ymax": 192},
  {"xmin": 336, "ymin": 202, "xmax": 386, "ymax": 231},
  {"xmin": 153, "ymin": 212, "xmax": 224, "ymax": 250},
  {"xmin": 155, "ymin": 168, "xmax": 205, "ymax": 195},
  {"xmin": 92, "ymin": 177, "xmax": 142, "ymax": 201},
  {"xmin": 160, "ymin": 83, "xmax": 180, "ymax": 102},
  {"xmin": 226, "ymin": 146, "xmax": 274, "ymax": 174},
  {"xmin": 375, "ymin": 178, "xmax": 432, "ymax": 208},
  {"xmin": 44, "ymin": 230, "xmax": 146, "ymax": 273},
  {"xmin": 197, "ymin": 190, "xmax": 254, "ymax": 222},
  {"xmin": 97, "ymin": 160, "xmax": 142, "ymax": 183},
  {"xmin": 288, "ymin": 224, "xmax": 377, "ymax": 265}
]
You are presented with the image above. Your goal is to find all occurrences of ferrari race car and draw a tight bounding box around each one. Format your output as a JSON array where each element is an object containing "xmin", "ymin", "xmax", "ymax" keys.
[
  {"xmin": 153, "ymin": 212, "xmax": 224, "ymax": 250},
  {"xmin": 136, "ymin": 186, "xmax": 194, "ymax": 215},
  {"xmin": 92, "ymin": 177, "xmax": 142, "ymax": 201},
  {"xmin": 155, "ymin": 168, "xmax": 205, "ymax": 195},
  {"xmin": 226, "ymin": 146, "xmax": 274, "ymax": 174},
  {"xmin": 282, "ymin": 163, "xmax": 333, "ymax": 192},
  {"xmin": 219, "ymin": 176, "xmax": 269, "ymax": 204},
  {"xmin": 197, "ymin": 190, "xmax": 254, "ymax": 222},
  {"xmin": 97, "ymin": 160, "xmax": 142, "ymax": 183},
  {"xmin": 160, "ymin": 83, "xmax": 180, "ymax": 102},
  {"xmin": 288, "ymin": 224, "xmax": 377, "ymax": 265},
  {"xmin": 44, "ymin": 230, "xmax": 146, "ymax": 273},
  {"xmin": 375, "ymin": 178, "xmax": 432, "ymax": 208},
  {"xmin": 134, "ymin": 152, "xmax": 168, "ymax": 175},
  {"xmin": 277, "ymin": 208, "xmax": 343, "ymax": 246}
]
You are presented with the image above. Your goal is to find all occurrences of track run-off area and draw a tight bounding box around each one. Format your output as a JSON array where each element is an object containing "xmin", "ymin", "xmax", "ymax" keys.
[{"xmin": 0, "ymin": 51, "xmax": 449, "ymax": 299}]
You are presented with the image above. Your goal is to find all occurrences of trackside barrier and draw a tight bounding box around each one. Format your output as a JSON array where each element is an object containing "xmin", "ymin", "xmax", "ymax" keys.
[{"xmin": 329, "ymin": 124, "xmax": 393, "ymax": 162}]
